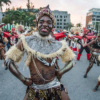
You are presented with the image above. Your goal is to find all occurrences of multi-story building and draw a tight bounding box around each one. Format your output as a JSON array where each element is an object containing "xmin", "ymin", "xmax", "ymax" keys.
[
  {"xmin": 52, "ymin": 10, "xmax": 70, "ymax": 30},
  {"xmin": 86, "ymin": 8, "xmax": 100, "ymax": 28}
]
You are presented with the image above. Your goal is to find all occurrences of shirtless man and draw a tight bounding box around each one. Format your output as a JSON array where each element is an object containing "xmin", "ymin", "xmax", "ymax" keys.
[
  {"xmin": 84, "ymin": 35, "xmax": 100, "ymax": 91},
  {"xmin": 5, "ymin": 5, "xmax": 75, "ymax": 100}
]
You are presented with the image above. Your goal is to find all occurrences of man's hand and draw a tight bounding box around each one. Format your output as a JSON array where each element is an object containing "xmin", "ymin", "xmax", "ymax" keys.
[
  {"xmin": 23, "ymin": 78, "xmax": 33, "ymax": 86},
  {"xmin": 55, "ymin": 69, "xmax": 62, "ymax": 81}
]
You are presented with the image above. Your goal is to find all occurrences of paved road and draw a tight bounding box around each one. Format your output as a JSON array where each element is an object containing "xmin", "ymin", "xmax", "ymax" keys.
[{"xmin": 0, "ymin": 51, "xmax": 100, "ymax": 100}]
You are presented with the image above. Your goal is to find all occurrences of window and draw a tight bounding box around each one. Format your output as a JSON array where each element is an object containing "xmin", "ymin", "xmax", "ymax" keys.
[
  {"xmin": 55, "ymin": 16, "xmax": 56, "ymax": 18},
  {"xmin": 64, "ymin": 23, "xmax": 66, "ymax": 25},
  {"xmin": 96, "ymin": 19, "xmax": 100, "ymax": 21},
  {"xmin": 57, "ymin": 19, "xmax": 59, "ymax": 21},
  {"xmin": 60, "ymin": 19, "xmax": 62, "ymax": 21},
  {"xmin": 66, "ymin": 16, "xmax": 67, "ymax": 18},
  {"xmin": 57, "ymin": 26, "xmax": 59, "ymax": 28},
  {"xmin": 60, "ymin": 16, "xmax": 62, "ymax": 18},
  {"xmin": 57, "ymin": 23, "xmax": 59, "ymax": 25},
  {"xmin": 60, "ymin": 26, "xmax": 62, "ymax": 28},
  {"xmin": 60, "ymin": 23, "xmax": 62, "ymax": 25},
  {"xmin": 57, "ymin": 16, "xmax": 58, "ymax": 18},
  {"xmin": 64, "ymin": 19, "xmax": 66, "ymax": 21}
]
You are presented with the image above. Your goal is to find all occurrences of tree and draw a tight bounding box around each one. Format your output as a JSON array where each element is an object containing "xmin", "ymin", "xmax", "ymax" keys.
[
  {"xmin": 67, "ymin": 23, "xmax": 74, "ymax": 30},
  {"xmin": 26, "ymin": 0, "xmax": 30, "ymax": 11},
  {"xmin": 3, "ymin": 10, "xmax": 36, "ymax": 26},
  {"xmin": 76, "ymin": 23, "xmax": 82, "ymax": 27},
  {"xmin": 0, "ymin": 0, "xmax": 11, "ymax": 23}
]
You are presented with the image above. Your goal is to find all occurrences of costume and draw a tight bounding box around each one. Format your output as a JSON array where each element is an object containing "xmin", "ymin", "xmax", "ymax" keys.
[
  {"xmin": 83, "ymin": 36, "xmax": 100, "ymax": 91},
  {"xmin": 84, "ymin": 38, "xmax": 100, "ymax": 78},
  {"xmin": 75, "ymin": 33, "xmax": 96, "ymax": 60},
  {"xmin": 5, "ymin": 5, "xmax": 75, "ymax": 100},
  {"xmin": 0, "ymin": 29, "xmax": 8, "ymax": 60}
]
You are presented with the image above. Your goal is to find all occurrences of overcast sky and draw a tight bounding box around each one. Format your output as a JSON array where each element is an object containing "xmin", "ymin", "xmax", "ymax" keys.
[{"xmin": 2, "ymin": 0, "xmax": 100, "ymax": 27}]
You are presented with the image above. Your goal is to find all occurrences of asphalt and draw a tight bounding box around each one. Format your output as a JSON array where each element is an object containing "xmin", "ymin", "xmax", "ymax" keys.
[{"xmin": 0, "ymin": 51, "xmax": 100, "ymax": 100}]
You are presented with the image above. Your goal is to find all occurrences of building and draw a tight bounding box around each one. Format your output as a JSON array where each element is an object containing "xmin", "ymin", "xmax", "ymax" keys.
[
  {"xmin": 52, "ymin": 10, "xmax": 70, "ymax": 30},
  {"xmin": 86, "ymin": 8, "xmax": 100, "ymax": 28}
]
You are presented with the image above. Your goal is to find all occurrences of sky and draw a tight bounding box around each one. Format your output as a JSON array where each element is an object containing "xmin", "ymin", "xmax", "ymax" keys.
[{"xmin": 2, "ymin": 0, "xmax": 100, "ymax": 27}]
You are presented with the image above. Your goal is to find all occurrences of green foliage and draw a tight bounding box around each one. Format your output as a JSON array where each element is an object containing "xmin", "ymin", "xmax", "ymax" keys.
[
  {"xmin": 2, "ymin": 10, "xmax": 36, "ymax": 26},
  {"xmin": 76, "ymin": 23, "xmax": 82, "ymax": 27},
  {"xmin": 0, "ymin": 0, "xmax": 11, "ymax": 6},
  {"xmin": 67, "ymin": 23, "xmax": 74, "ymax": 29}
]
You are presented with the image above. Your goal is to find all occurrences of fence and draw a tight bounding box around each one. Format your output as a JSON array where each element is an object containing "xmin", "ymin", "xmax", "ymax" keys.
[{"xmin": 1, "ymin": 23, "xmax": 31, "ymax": 31}]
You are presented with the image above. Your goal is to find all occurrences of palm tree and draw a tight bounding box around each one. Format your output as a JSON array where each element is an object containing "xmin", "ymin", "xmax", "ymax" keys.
[
  {"xmin": 0, "ymin": 0, "xmax": 11, "ymax": 23},
  {"xmin": 67, "ymin": 23, "xmax": 74, "ymax": 30},
  {"xmin": 26, "ymin": 0, "xmax": 30, "ymax": 11},
  {"xmin": 76, "ymin": 23, "xmax": 82, "ymax": 27}
]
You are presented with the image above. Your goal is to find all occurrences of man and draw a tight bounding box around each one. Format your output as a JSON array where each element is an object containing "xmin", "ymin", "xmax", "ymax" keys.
[
  {"xmin": 5, "ymin": 5, "xmax": 75, "ymax": 100},
  {"xmin": 84, "ymin": 35, "xmax": 100, "ymax": 76},
  {"xmin": 83, "ymin": 34, "xmax": 100, "ymax": 91},
  {"xmin": 9, "ymin": 32, "xmax": 18, "ymax": 47},
  {"xmin": 0, "ymin": 28, "xmax": 8, "ymax": 60},
  {"xmin": 77, "ymin": 34, "xmax": 90, "ymax": 60},
  {"xmin": 0, "ymin": 28, "xmax": 8, "ymax": 70},
  {"xmin": 17, "ymin": 25, "xmax": 25, "ymax": 34}
]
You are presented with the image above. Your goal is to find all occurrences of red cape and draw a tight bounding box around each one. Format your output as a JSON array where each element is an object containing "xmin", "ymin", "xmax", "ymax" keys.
[
  {"xmin": 53, "ymin": 32, "xmax": 66, "ymax": 39},
  {"xmin": 3, "ymin": 32, "xmax": 19, "ymax": 38},
  {"xmin": 74, "ymin": 36, "xmax": 97, "ymax": 39}
]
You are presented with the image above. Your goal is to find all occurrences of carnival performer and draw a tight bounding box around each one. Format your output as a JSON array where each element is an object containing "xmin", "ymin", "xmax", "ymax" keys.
[
  {"xmin": 25, "ymin": 24, "xmax": 35, "ymax": 36},
  {"xmin": 9, "ymin": 31, "xmax": 18, "ymax": 47},
  {"xmin": 83, "ymin": 34, "xmax": 100, "ymax": 92},
  {"xmin": 84, "ymin": 34, "xmax": 100, "ymax": 78},
  {"xmin": 16, "ymin": 25, "xmax": 25, "ymax": 35},
  {"xmin": 4, "ymin": 5, "xmax": 76, "ymax": 100},
  {"xmin": 76, "ymin": 34, "xmax": 90, "ymax": 60},
  {"xmin": 0, "ymin": 28, "xmax": 8, "ymax": 60},
  {"xmin": 0, "ymin": 28, "xmax": 8, "ymax": 70}
]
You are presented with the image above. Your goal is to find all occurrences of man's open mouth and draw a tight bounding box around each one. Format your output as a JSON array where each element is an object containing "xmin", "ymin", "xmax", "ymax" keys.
[{"xmin": 41, "ymin": 28, "xmax": 48, "ymax": 32}]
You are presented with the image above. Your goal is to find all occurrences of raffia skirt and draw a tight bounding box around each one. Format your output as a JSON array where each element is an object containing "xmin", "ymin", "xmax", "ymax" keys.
[{"xmin": 27, "ymin": 84, "xmax": 68, "ymax": 100}]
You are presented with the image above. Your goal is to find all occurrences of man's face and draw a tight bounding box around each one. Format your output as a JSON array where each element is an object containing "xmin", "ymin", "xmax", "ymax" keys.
[{"xmin": 37, "ymin": 15, "xmax": 53, "ymax": 37}]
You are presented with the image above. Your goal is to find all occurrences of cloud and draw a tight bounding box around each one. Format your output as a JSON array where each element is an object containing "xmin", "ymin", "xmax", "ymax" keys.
[{"xmin": 2, "ymin": 0, "xmax": 100, "ymax": 27}]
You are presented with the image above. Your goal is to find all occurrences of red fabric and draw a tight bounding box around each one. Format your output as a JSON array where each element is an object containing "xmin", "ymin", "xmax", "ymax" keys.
[
  {"xmin": 74, "ymin": 36, "xmax": 82, "ymax": 39},
  {"xmin": 87, "ymin": 36, "xmax": 96, "ymax": 39},
  {"xmin": 77, "ymin": 54, "xmax": 81, "ymax": 60},
  {"xmin": 74, "ymin": 36, "xmax": 97, "ymax": 40},
  {"xmin": 87, "ymin": 53, "xmax": 90, "ymax": 60},
  {"xmin": 3, "ymin": 32, "xmax": 11, "ymax": 37},
  {"xmin": 70, "ymin": 46, "xmax": 72, "ymax": 50},
  {"xmin": 3, "ymin": 32, "xmax": 19, "ymax": 38},
  {"xmin": 11, "ymin": 28, "xmax": 15, "ymax": 32},
  {"xmin": 73, "ymin": 48, "xmax": 77, "ymax": 51},
  {"xmin": 78, "ymin": 49, "xmax": 80, "ymax": 52},
  {"xmin": 53, "ymin": 33, "xmax": 65, "ymax": 39}
]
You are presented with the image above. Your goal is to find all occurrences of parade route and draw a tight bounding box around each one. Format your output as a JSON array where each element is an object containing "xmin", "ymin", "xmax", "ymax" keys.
[{"xmin": 0, "ymin": 51, "xmax": 100, "ymax": 100}]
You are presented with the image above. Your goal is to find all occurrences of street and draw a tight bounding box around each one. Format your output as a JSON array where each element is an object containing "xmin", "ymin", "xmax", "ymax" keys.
[{"xmin": 0, "ymin": 51, "xmax": 100, "ymax": 100}]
